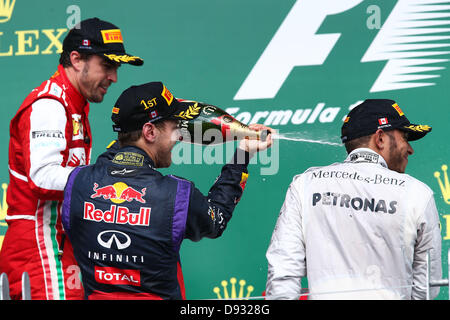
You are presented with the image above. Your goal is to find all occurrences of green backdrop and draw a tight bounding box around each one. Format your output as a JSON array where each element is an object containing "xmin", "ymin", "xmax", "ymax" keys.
[{"xmin": 0, "ymin": 0, "xmax": 448, "ymax": 299}]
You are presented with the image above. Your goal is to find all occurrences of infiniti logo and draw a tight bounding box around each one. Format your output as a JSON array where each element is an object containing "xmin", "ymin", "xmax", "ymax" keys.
[{"xmin": 97, "ymin": 230, "xmax": 131, "ymax": 250}]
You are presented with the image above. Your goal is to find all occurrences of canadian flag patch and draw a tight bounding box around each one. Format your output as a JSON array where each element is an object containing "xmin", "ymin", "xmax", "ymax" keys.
[{"xmin": 378, "ymin": 118, "xmax": 388, "ymax": 125}]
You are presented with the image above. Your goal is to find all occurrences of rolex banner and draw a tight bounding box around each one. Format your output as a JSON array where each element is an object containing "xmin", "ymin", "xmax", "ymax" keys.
[{"xmin": 0, "ymin": 0, "xmax": 449, "ymax": 300}]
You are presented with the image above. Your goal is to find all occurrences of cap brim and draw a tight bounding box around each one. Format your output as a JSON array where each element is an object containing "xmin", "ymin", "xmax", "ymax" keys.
[
  {"xmin": 171, "ymin": 100, "xmax": 202, "ymax": 121},
  {"xmin": 103, "ymin": 53, "xmax": 144, "ymax": 66},
  {"xmin": 400, "ymin": 124, "xmax": 432, "ymax": 141}
]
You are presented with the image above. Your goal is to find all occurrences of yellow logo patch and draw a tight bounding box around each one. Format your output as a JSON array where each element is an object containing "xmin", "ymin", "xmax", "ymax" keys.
[
  {"xmin": 72, "ymin": 117, "xmax": 82, "ymax": 136},
  {"xmin": 161, "ymin": 85, "xmax": 174, "ymax": 106},
  {"xmin": 392, "ymin": 103, "xmax": 404, "ymax": 116},
  {"xmin": 101, "ymin": 29, "xmax": 123, "ymax": 44},
  {"xmin": 112, "ymin": 152, "xmax": 144, "ymax": 167},
  {"xmin": 239, "ymin": 172, "xmax": 249, "ymax": 190}
]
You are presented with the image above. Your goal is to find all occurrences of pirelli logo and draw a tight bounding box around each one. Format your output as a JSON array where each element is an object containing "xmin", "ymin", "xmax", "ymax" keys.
[
  {"xmin": 32, "ymin": 130, "xmax": 64, "ymax": 139},
  {"xmin": 392, "ymin": 103, "xmax": 404, "ymax": 116},
  {"xmin": 161, "ymin": 85, "xmax": 174, "ymax": 106},
  {"xmin": 101, "ymin": 29, "xmax": 123, "ymax": 44}
]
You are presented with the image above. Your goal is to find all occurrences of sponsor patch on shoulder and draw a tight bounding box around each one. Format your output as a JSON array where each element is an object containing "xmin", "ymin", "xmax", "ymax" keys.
[{"xmin": 112, "ymin": 152, "xmax": 144, "ymax": 167}]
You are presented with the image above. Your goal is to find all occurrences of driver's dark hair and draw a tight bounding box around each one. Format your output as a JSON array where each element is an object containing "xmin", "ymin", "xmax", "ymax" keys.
[
  {"xmin": 344, "ymin": 131, "xmax": 396, "ymax": 154},
  {"xmin": 117, "ymin": 120, "xmax": 167, "ymax": 147},
  {"xmin": 344, "ymin": 135, "xmax": 371, "ymax": 154},
  {"xmin": 59, "ymin": 51, "xmax": 94, "ymax": 67}
]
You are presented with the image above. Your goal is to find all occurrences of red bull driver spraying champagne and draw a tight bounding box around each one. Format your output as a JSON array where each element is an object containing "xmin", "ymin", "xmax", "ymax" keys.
[{"xmin": 61, "ymin": 82, "xmax": 273, "ymax": 299}]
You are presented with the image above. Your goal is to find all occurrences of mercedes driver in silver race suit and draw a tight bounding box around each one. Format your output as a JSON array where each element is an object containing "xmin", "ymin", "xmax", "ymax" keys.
[{"xmin": 266, "ymin": 99, "xmax": 442, "ymax": 300}]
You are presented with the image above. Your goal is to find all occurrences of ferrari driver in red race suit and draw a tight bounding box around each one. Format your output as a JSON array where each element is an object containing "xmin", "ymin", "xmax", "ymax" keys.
[{"xmin": 0, "ymin": 17, "xmax": 143, "ymax": 300}]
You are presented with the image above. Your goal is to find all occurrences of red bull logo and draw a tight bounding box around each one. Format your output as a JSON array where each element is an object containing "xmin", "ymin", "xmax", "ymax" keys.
[
  {"xmin": 91, "ymin": 182, "xmax": 146, "ymax": 204},
  {"xmin": 84, "ymin": 202, "xmax": 151, "ymax": 226}
]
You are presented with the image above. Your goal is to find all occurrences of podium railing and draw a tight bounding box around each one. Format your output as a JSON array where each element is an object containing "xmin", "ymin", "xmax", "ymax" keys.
[
  {"xmin": 0, "ymin": 272, "xmax": 30, "ymax": 300},
  {"xmin": 0, "ymin": 248, "xmax": 449, "ymax": 300},
  {"xmin": 426, "ymin": 248, "xmax": 450, "ymax": 300}
]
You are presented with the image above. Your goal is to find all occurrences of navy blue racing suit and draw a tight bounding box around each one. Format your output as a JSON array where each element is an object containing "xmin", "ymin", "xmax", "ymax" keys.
[{"xmin": 62, "ymin": 144, "xmax": 250, "ymax": 299}]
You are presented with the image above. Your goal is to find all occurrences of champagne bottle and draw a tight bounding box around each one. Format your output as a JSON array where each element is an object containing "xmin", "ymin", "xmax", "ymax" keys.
[{"xmin": 175, "ymin": 100, "xmax": 269, "ymax": 145}]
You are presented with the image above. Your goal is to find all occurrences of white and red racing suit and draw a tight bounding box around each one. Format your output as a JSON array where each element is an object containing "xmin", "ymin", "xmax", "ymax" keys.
[
  {"xmin": 266, "ymin": 148, "xmax": 442, "ymax": 300},
  {"xmin": 0, "ymin": 64, "xmax": 91, "ymax": 300}
]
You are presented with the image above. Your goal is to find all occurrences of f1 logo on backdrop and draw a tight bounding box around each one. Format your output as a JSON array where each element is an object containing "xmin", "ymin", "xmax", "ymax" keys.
[{"xmin": 234, "ymin": 0, "xmax": 450, "ymax": 100}]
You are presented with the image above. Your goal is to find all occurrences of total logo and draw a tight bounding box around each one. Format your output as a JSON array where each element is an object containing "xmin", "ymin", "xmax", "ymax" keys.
[
  {"xmin": 95, "ymin": 266, "xmax": 140, "ymax": 287},
  {"xmin": 91, "ymin": 182, "xmax": 146, "ymax": 204},
  {"xmin": 234, "ymin": 0, "xmax": 450, "ymax": 100}
]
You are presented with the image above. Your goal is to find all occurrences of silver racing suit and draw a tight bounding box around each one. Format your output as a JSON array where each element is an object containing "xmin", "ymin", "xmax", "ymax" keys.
[{"xmin": 266, "ymin": 148, "xmax": 442, "ymax": 300}]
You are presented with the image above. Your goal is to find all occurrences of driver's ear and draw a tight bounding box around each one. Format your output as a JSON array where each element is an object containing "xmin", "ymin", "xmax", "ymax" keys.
[{"xmin": 142, "ymin": 122, "xmax": 158, "ymax": 143}]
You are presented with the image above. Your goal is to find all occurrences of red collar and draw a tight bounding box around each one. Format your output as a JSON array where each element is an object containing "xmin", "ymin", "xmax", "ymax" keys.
[{"xmin": 51, "ymin": 64, "xmax": 89, "ymax": 114}]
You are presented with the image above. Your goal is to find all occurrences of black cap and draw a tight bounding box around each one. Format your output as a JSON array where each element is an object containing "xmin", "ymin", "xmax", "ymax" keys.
[
  {"xmin": 341, "ymin": 99, "xmax": 432, "ymax": 143},
  {"xmin": 63, "ymin": 17, "xmax": 143, "ymax": 66},
  {"xmin": 112, "ymin": 82, "xmax": 193, "ymax": 132}
]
